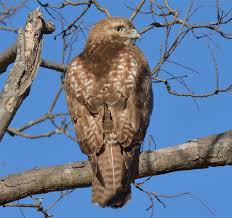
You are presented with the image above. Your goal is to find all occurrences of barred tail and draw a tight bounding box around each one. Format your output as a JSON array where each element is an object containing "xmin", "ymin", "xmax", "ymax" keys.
[{"xmin": 91, "ymin": 135, "xmax": 131, "ymax": 208}]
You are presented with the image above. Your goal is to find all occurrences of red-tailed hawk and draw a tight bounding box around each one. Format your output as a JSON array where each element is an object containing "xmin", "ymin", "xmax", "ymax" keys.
[{"xmin": 65, "ymin": 17, "xmax": 153, "ymax": 208}]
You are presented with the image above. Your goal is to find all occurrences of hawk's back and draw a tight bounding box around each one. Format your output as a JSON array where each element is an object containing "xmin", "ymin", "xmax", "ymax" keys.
[{"xmin": 65, "ymin": 17, "xmax": 153, "ymax": 208}]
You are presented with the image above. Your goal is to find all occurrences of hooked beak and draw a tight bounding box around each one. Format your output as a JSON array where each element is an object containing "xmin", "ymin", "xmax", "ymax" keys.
[{"xmin": 128, "ymin": 28, "xmax": 141, "ymax": 39}]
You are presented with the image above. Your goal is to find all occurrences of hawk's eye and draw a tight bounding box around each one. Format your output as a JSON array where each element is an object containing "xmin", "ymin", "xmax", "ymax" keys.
[{"xmin": 115, "ymin": 26, "xmax": 124, "ymax": 32}]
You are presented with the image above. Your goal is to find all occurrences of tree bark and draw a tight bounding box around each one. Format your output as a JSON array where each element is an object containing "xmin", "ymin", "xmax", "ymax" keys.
[
  {"xmin": 0, "ymin": 8, "xmax": 54, "ymax": 141},
  {"xmin": 0, "ymin": 129, "xmax": 231, "ymax": 205}
]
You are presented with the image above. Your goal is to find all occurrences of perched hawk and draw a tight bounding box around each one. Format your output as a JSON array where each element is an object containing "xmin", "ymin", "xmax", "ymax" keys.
[{"xmin": 65, "ymin": 17, "xmax": 153, "ymax": 208}]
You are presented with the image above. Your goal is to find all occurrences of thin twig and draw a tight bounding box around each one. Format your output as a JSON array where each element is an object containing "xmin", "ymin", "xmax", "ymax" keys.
[
  {"xmin": 130, "ymin": 0, "xmax": 146, "ymax": 21},
  {"xmin": 152, "ymin": 76, "xmax": 232, "ymax": 98},
  {"xmin": 7, "ymin": 128, "xmax": 58, "ymax": 139},
  {"xmin": 92, "ymin": 0, "xmax": 111, "ymax": 17},
  {"xmin": 35, "ymin": 0, "xmax": 90, "ymax": 9},
  {"xmin": 55, "ymin": 4, "xmax": 91, "ymax": 39},
  {"xmin": 45, "ymin": 190, "xmax": 74, "ymax": 212},
  {"xmin": 0, "ymin": 26, "xmax": 18, "ymax": 33},
  {"xmin": 3, "ymin": 203, "xmax": 52, "ymax": 218},
  {"xmin": 48, "ymin": 86, "xmax": 64, "ymax": 113}
]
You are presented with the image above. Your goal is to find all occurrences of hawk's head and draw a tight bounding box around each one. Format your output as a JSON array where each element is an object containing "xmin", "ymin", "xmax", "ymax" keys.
[{"xmin": 87, "ymin": 17, "xmax": 141, "ymax": 46}]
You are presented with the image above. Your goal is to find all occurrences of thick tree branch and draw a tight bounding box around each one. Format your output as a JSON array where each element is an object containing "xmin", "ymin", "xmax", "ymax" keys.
[
  {"xmin": 0, "ymin": 9, "xmax": 55, "ymax": 141},
  {"xmin": 0, "ymin": 43, "xmax": 17, "ymax": 74},
  {"xmin": 0, "ymin": 129, "xmax": 231, "ymax": 205},
  {"xmin": 0, "ymin": 44, "xmax": 67, "ymax": 74}
]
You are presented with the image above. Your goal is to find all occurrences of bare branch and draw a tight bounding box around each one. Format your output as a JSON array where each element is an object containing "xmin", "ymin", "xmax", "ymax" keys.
[
  {"xmin": 135, "ymin": 185, "xmax": 216, "ymax": 218},
  {"xmin": 0, "ymin": 129, "xmax": 232, "ymax": 205},
  {"xmin": 0, "ymin": 0, "xmax": 27, "ymax": 24},
  {"xmin": 36, "ymin": 0, "xmax": 111, "ymax": 17},
  {"xmin": 129, "ymin": 0, "xmax": 146, "ymax": 21},
  {"xmin": 4, "ymin": 202, "xmax": 51, "ymax": 218},
  {"xmin": 6, "ymin": 112, "xmax": 69, "ymax": 139},
  {"xmin": 40, "ymin": 59, "xmax": 67, "ymax": 73},
  {"xmin": 0, "ymin": 44, "xmax": 67, "ymax": 74},
  {"xmin": 45, "ymin": 190, "xmax": 74, "ymax": 212},
  {"xmin": 0, "ymin": 26, "xmax": 17, "ymax": 33},
  {"xmin": 0, "ymin": 43, "xmax": 17, "ymax": 74},
  {"xmin": 145, "ymin": 2, "xmax": 232, "ymax": 98},
  {"xmin": 92, "ymin": 0, "xmax": 111, "ymax": 17},
  {"xmin": 0, "ymin": 9, "xmax": 55, "ymax": 141},
  {"xmin": 35, "ymin": 0, "xmax": 90, "ymax": 9},
  {"xmin": 55, "ymin": 3, "xmax": 91, "ymax": 39},
  {"xmin": 140, "ymin": 1, "xmax": 232, "ymax": 38},
  {"xmin": 152, "ymin": 76, "xmax": 232, "ymax": 98},
  {"xmin": 7, "ymin": 128, "xmax": 58, "ymax": 139},
  {"xmin": 48, "ymin": 86, "xmax": 64, "ymax": 113}
]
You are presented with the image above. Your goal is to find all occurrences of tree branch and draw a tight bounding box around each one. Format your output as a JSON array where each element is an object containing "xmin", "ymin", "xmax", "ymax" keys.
[
  {"xmin": 0, "ymin": 8, "xmax": 55, "ymax": 141},
  {"xmin": 0, "ymin": 43, "xmax": 17, "ymax": 74},
  {"xmin": 40, "ymin": 59, "xmax": 67, "ymax": 73},
  {"xmin": 129, "ymin": 0, "xmax": 146, "ymax": 21},
  {"xmin": 0, "ymin": 129, "xmax": 231, "ymax": 205},
  {"xmin": 0, "ymin": 44, "xmax": 67, "ymax": 74}
]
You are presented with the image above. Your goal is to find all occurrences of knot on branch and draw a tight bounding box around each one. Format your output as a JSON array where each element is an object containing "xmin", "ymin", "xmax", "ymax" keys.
[
  {"xmin": 25, "ymin": 8, "xmax": 55, "ymax": 40},
  {"xmin": 42, "ymin": 21, "xmax": 55, "ymax": 34}
]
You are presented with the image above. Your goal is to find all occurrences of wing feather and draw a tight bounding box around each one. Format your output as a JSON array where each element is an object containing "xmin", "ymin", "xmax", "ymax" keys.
[{"xmin": 65, "ymin": 57, "xmax": 104, "ymax": 156}]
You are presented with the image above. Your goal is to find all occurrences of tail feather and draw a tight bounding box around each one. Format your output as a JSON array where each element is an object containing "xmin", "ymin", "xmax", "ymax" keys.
[
  {"xmin": 91, "ymin": 105, "xmax": 139, "ymax": 208},
  {"xmin": 92, "ymin": 173, "xmax": 106, "ymax": 206},
  {"xmin": 92, "ymin": 173, "xmax": 131, "ymax": 208},
  {"xmin": 91, "ymin": 133, "xmax": 134, "ymax": 208}
]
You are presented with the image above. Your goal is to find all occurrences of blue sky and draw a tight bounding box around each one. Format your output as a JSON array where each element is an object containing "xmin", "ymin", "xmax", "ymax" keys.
[{"xmin": 0, "ymin": 0, "xmax": 232, "ymax": 218}]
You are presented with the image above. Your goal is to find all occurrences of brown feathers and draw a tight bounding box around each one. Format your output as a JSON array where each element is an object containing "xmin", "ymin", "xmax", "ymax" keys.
[{"xmin": 64, "ymin": 17, "xmax": 153, "ymax": 208}]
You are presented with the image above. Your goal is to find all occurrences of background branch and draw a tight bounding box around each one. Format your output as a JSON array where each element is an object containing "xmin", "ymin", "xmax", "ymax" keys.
[{"xmin": 130, "ymin": 0, "xmax": 146, "ymax": 21}]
